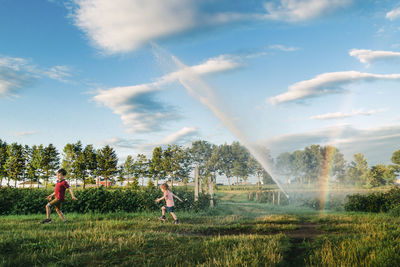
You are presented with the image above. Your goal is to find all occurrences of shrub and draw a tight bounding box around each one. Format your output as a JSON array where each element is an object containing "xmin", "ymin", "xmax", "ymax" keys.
[
  {"xmin": 0, "ymin": 187, "xmax": 212, "ymax": 215},
  {"xmin": 345, "ymin": 187, "xmax": 400, "ymax": 213}
]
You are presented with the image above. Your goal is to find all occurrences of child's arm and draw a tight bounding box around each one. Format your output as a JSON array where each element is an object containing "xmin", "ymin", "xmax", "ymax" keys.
[
  {"xmin": 172, "ymin": 193, "xmax": 183, "ymax": 202},
  {"xmin": 68, "ymin": 188, "xmax": 78, "ymax": 200},
  {"xmin": 46, "ymin": 192, "xmax": 55, "ymax": 200},
  {"xmin": 155, "ymin": 196, "xmax": 165, "ymax": 203}
]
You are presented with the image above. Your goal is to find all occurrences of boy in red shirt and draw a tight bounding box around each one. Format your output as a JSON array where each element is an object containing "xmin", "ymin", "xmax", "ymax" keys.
[{"xmin": 42, "ymin": 168, "xmax": 77, "ymax": 224}]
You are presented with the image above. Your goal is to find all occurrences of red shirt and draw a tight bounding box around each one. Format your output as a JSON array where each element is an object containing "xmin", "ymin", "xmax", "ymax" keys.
[{"xmin": 55, "ymin": 179, "xmax": 70, "ymax": 201}]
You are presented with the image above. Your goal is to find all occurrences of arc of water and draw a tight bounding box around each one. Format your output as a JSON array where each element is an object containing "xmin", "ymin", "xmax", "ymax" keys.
[{"xmin": 152, "ymin": 46, "xmax": 289, "ymax": 198}]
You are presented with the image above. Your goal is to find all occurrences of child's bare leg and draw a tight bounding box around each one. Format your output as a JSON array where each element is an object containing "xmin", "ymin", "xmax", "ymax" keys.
[
  {"xmin": 56, "ymin": 209, "xmax": 66, "ymax": 222},
  {"xmin": 46, "ymin": 204, "xmax": 51, "ymax": 219},
  {"xmin": 170, "ymin": 212, "xmax": 177, "ymax": 220},
  {"xmin": 161, "ymin": 206, "xmax": 166, "ymax": 216}
]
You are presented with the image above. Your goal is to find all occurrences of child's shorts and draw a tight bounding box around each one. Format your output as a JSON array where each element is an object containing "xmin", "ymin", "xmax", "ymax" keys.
[
  {"xmin": 48, "ymin": 198, "xmax": 63, "ymax": 211},
  {"xmin": 163, "ymin": 205, "xmax": 175, "ymax": 212}
]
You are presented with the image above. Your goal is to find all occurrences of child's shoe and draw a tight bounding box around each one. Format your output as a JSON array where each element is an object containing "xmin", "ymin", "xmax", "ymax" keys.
[
  {"xmin": 158, "ymin": 215, "xmax": 166, "ymax": 221},
  {"xmin": 173, "ymin": 219, "xmax": 179, "ymax": 224},
  {"xmin": 41, "ymin": 218, "xmax": 51, "ymax": 224}
]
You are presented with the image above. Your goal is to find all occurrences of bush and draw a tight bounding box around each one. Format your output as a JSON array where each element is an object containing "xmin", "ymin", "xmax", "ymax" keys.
[
  {"xmin": 0, "ymin": 187, "xmax": 212, "ymax": 215},
  {"xmin": 345, "ymin": 187, "xmax": 400, "ymax": 213}
]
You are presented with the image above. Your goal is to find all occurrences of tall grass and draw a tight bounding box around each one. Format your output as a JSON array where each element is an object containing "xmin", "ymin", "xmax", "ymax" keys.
[{"xmin": 1, "ymin": 190, "xmax": 400, "ymax": 266}]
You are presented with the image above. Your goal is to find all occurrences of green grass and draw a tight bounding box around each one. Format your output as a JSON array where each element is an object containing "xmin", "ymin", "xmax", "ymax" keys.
[{"xmin": 1, "ymin": 190, "xmax": 400, "ymax": 266}]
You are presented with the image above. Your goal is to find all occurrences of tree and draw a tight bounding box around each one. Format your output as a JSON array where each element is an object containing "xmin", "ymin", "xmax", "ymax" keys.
[
  {"xmin": 134, "ymin": 154, "xmax": 148, "ymax": 186},
  {"xmin": 345, "ymin": 153, "xmax": 368, "ymax": 185},
  {"xmin": 5, "ymin": 143, "xmax": 25, "ymax": 187},
  {"xmin": 391, "ymin": 150, "xmax": 400, "ymax": 177},
  {"xmin": 96, "ymin": 145, "xmax": 118, "ymax": 188},
  {"xmin": 189, "ymin": 140, "xmax": 214, "ymax": 184},
  {"xmin": 123, "ymin": 155, "xmax": 135, "ymax": 186},
  {"xmin": 203, "ymin": 145, "xmax": 220, "ymax": 187},
  {"xmin": 149, "ymin": 146, "xmax": 164, "ymax": 187},
  {"xmin": 319, "ymin": 146, "xmax": 346, "ymax": 184},
  {"xmin": 367, "ymin": 164, "xmax": 396, "ymax": 187},
  {"xmin": 23, "ymin": 145, "xmax": 37, "ymax": 187},
  {"xmin": 291, "ymin": 150, "xmax": 305, "ymax": 183},
  {"xmin": 176, "ymin": 148, "xmax": 193, "ymax": 187},
  {"xmin": 61, "ymin": 143, "xmax": 75, "ymax": 181},
  {"xmin": 303, "ymin": 145, "xmax": 323, "ymax": 184},
  {"xmin": 84, "ymin": 144, "xmax": 98, "ymax": 186},
  {"xmin": 42, "ymin": 144, "xmax": 60, "ymax": 187},
  {"xmin": 162, "ymin": 144, "xmax": 184, "ymax": 188},
  {"xmin": 0, "ymin": 139, "xmax": 8, "ymax": 186},
  {"xmin": 231, "ymin": 142, "xmax": 251, "ymax": 185},
  {"xmin": 31, "ymin": 145, "xmax": 45, "ymax": 188},
  {"xmin": 215, "ymin": 143, "xmax": 235, "ymax": 188},
  {"xmin": 71, "ymin": 142, "xmax": 86, "ymax": 188},
  {"xmin": 276, "ymin": 152, "xmax": 293, "ymax": 183}
]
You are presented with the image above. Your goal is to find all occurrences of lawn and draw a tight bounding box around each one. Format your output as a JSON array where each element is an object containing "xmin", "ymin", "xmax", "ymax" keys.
[{"xmin": 1, "ymin": 191, "xmax": 400, "ymax": 266}]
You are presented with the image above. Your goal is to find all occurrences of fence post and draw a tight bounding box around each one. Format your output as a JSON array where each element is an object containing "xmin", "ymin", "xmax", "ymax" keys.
[
  {"xmin": 208, "ymin": 176, "xmax": 214, "ymax": 207},
  {"xmin": 272, "ymin": 191, "xmax": 275, "ymax": 205},
  {"xmin": 278, "ymin": 191, "xmax": 281, "ymax": 205},
  {"xmin": 194, "ymin": 165, "xmax": 199, "ymax": 202}
]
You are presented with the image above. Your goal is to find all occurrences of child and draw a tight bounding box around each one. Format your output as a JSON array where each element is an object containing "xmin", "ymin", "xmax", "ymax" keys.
[
  {"xmin": 155, "ymin": 183, "xmax": 183, "ymax": 224},
  {"xmin": 41, "ymin": 168, "xmax": 77, "ymax": 224}
]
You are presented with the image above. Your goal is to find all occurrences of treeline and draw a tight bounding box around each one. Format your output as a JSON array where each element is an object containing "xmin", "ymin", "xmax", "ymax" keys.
[
  {"xmin": 276, "ymin": 145, "xmax": 400, "ymax": 187},
  {"xmin": 0, "ymin": 139, "xmax": 399, "ymax": 188},
  {"xmin": 0, "ymin": 139, "xmax": 269, "ymax": 189}
]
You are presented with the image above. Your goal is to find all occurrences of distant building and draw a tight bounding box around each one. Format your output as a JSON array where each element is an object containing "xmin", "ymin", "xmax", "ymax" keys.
[
  {"xmin": 96, "ymin": 178, "xmax": 115, "ymax": 187},
  {"xmin": 18, "ymin": 181, "xmax": 42, "ymax": 188}
]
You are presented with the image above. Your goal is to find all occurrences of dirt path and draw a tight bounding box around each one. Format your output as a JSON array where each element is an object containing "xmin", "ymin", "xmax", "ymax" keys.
[
  {"xmin": 283, "ymin": 222, "xmax": 323, "ymax": 266},
  {"xmin": 217, "ymin": 192, "xmax": 324, "ymax": 266}
]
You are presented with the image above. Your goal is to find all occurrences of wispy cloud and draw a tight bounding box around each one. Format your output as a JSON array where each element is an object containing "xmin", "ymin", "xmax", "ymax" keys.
[
  {"xmin": 264, "ymin": 124, "xmax": 400, "ymax": 165},
  {"xmin": 350, "ymin": 49, "xmax": 400, "ymax": 65},
  {"xmin": 0, "ymin": 55, "xmax": 72, "ymax": 97},
  {"xmin": 101, "ymin": 127, "xmax": 197, "ymax": 152},
  {"xmin": 13, "ymin": 130, "xmax": 38, "ymax": 136},
  {"xmin": 156, "ymin": 126, "xmax": 197, "ymax": 145},
  {"xmin": 263, "ymin": 0, "xmax": 352, "ymax": 22},
  {"xmin": 93, "ymin": 54, "xmax": 240, "ymax": 133},
  {"xmin": 386, "ymin": 7, "xmax": 400, "ymax": 21},
  {"xmin": 268, "ymin": 71, "xmax": 400, "ymax": 104},
  {"xmin": 310, "ymin": 109, "xmax": 385, "ymax": 120},
  {"xmin": 71, "ymin": 0, "xmax": 352, "ymax": 54},
  {"xmin": 100, "ymin": 137, "xmax": 145, "ymax": 149},
  {"xmin": 268, "ymin": 44, "xmax": 300, "ymax": 52}
]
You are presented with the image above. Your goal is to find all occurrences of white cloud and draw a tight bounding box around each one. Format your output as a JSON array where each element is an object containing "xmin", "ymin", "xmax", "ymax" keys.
[
  {"xmin": 263, "ymin": 0, "xmax": 352, "ymax": 22},
  {"xmin": 268, "ymin": 44, "xmax": 299, "ymax": 52},
  {"xmin": 157, "ymin": 127, "xmax": 197, "ymax": 145},
  {"xmin": 268, "ymin": 71, "xmax": 400, "ymax": 104},
  {"xmin": 93, "ymin": 54, "xmax": 240, "ymax": 133},
  {"xmin": 71, "ymin": 0, "xmax": 352, "ymax": 54},
  {"xmin": 386, "ymin": 7, "xmax": 400, "ymax": 21},
  {"xmin": 73, "ymin": 0, "xmax": 198, "ymax": 53},
  {"xmin": 101, "ymin": 127, "xmax": 197, "ymax": 154},
  {"xmin": 350, "ymin": 49, "xmax": 400, "ymax": 65},
  {"xmin": 310, "ymin": 109, "xmax": 384, "ymax": 120},
  {"xmin": 100, "ymin": 137, "xmax": 145, "ymax": 149},
  {"xmin": 0, "ymin": 55, "xmax": 71, "ymax": 97},
  {"xmin": 43, "ymin": 65, "xmax": 72, "ymax": 81},
  {"xmin": 13, "ymin": 130, "xmax": 38, "ymax": 136},
  {"xmin": 264, "ymin": 124, "xmax": 400, "ymax": 165}
]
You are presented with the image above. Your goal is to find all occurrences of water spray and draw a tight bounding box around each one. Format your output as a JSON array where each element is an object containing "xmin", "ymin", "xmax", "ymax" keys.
[{"xmin": 152, "ymin": 44, "xmax": 289, "ymax": 199}]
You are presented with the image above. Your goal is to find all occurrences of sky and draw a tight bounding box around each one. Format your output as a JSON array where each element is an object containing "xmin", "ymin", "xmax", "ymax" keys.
[{"xmin": 1, "ymin": 0, "xmax": 400, "ymax": 167}]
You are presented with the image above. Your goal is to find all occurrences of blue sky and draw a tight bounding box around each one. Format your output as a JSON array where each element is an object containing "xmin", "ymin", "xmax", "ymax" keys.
[{"xmin": 1, "ymin": 0, "xmax": 400, "ymax": 166}]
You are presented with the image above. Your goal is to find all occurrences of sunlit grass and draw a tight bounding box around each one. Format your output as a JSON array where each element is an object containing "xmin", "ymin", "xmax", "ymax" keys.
[{"xmin": 1, "ymin": 191, "xmax": 400, "ymax": 266}]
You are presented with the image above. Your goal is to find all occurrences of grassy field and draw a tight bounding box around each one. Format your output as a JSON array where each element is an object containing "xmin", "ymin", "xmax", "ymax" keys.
[{"xmin": 1, "ymin": 191, "xmax": 400, "ymax": 266}]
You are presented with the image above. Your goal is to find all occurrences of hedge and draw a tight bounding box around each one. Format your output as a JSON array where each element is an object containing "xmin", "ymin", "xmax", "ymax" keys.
[
  {"xmin": 0, "ymin": 186, "xmax": 212, "ymax": 215},
  {"xmin": 345, "ymin": 187, "xmax": 400, "ymax": 213}
]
